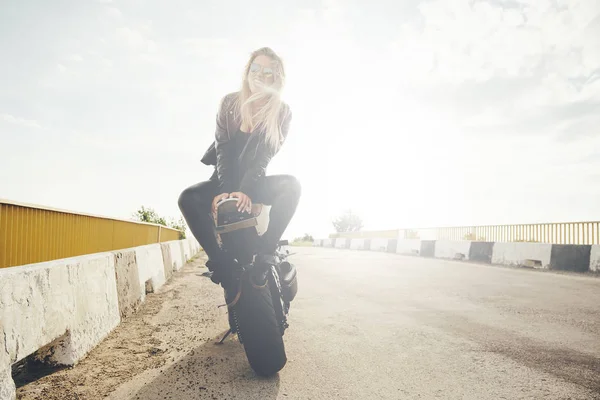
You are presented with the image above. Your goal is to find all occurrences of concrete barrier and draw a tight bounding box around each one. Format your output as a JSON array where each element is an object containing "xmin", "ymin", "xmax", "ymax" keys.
[
  {"xmin": 1, "ymin": 348, "xmax": 10, "ymax": 400},
  {"xmin": 160, "ymin": 244, "xmax": 174, "ymax": 282},
  {"xmin": 180, "ymin": 240, "xmax": 192, "ymax": 262},
  {"xmin": 335, "ymin": 238, "xmax": 348, "ymax": 249},
  {"xmin": 350, "ymin": 238, "xmax": 365, "ymax": 250},
  {"xmin": 316, "ymin": 235, "xmax": 598, "ymax": 273},
  {"xmin": 188, "ymin": 238, "xmax": 200, "ymax": 255},
  {"xmin": 0, "ymin": 253, "xmax": 120, "ymax": 399},
  {"xmin": 0, "ymin": 238, "xmax": 200, "ymax": 400},
  {"xmin": 134, "ymin": 244, "xmax": 167, "ymax": 299},
  {"xmin": 396, "ymin": 239, "xmax": 421, "ymax": 256},
  {"xmin": 185, "ymin": 238, "xmax": 194, "ymax": 255},
  {"xmin": 165, "ymin": 241, "xmax": 185, "ymax": 271},
  {"xmin": 435, "ymin": 240, "xmax": 472, "ymax": 261},
  {"xmin": 591, "ymin": 245, "xmax": 600, "ymax": 272},
  {"xmin": 469, "ymin": 242, "xmax": 495, "ymax": 264},
  {"xmin": 370, "ymin": 238, "xmax": 389, "ymax": 252},
  {"xmin": 491, "ymin": 242, "xmax": 552, "ymax": 269},
  {"xmin": 113, "ymin": 250, "xmax": 143, "ymax": 319},
  {"xmin": 550, "ymin": 245, "xmax": 592, "ymax": 272},
  {"xmin": 420, "ymin": 240, "xmax": 436, "ymax": 257},
  {"xmin": 387, "ymin": 239, "xmax": 397, "ymax": 253}
]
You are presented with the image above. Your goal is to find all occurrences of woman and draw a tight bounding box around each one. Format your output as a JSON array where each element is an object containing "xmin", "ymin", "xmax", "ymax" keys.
[{"xmin": 178, "ymin": 47, "xmax": 301, "ymax": 292}]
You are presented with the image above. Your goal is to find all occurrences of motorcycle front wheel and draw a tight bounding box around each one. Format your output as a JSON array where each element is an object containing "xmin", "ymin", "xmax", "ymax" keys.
[{"xmin": 233, "ymin": 268, "xmax": 287, "ymax": 376}]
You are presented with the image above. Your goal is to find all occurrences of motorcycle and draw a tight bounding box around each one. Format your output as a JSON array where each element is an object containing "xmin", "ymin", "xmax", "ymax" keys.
[{"xmin": 213, "ymin": 198, "xmax": 298, "ymax": 377}]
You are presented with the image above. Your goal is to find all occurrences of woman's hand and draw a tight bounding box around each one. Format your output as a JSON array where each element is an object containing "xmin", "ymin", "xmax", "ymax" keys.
[
  {"xmin": 212, "ymin": 193, "xmax": 230, "ymax": 214},
  {"xmin": 230, "ymin": 192, "xmax": 252, "ymax": 213}
]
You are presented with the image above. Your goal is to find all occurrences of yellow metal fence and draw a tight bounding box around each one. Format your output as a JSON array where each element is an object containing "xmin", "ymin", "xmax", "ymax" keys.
[
  {"xmin": 330, "ymin": 229, "xmax": 399, "ymax": 239},
  {"xmin": 331, "ymin": 222, "xmax": 600, "ymax": 245},
  {"xmin": 0, "ymin": 200, "xmax": 182, "ymax": 269},
  {"xmin": 411, "ymin": 223, "xmax": 600, "ymax": 244}
]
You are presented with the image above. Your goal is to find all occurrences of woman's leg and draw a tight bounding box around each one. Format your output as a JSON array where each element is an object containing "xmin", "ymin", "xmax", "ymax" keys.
[
  {"xmin": 254, "ymin": 174, "xmax": 302, "ymax": 254},
  {"xmin": 177, "ymin": 179, "xmax": 226, "ymax": 263}
]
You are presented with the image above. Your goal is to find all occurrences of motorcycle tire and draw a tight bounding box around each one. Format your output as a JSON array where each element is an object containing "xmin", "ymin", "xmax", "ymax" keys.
[{"xmin": 234, "ymin": 269, "xmax": 287, "ymax": 376}]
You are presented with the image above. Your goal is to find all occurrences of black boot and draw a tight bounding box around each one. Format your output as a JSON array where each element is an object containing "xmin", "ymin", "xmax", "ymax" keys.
[
  {"xmin": 220, "ymin": 261, "xmax": 242, "ymax": 306},
  {"xmin": 205, "ymin": 257, "xmax": 235, "ymax": 286}
]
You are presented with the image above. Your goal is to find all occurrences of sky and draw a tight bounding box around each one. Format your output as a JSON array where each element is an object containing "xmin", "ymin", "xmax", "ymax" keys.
[{"xmin": 1, "ymin": 0, "xmax": 599, "ymax": 240}]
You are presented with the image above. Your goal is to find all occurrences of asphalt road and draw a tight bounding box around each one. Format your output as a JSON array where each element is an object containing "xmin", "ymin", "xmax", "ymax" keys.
[{"xmin": 17, "ymin": 247, "xmax": 600, "ymax": 400}]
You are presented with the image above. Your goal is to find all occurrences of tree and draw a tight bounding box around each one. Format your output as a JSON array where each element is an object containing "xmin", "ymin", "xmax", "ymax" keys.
[
  {"xmin": 133, "ymin": 206, "xmax": 167, "ymax": 226},
  {"xmin": 293, "ymin": 233, "xmax": 314, "ymax": 243},
  {"xmin": 332, "ymin": 209, "xmax": 363, "ymax": 233},
  {"xmin": 132, "ymin": 206, "xmax": 187, "ymax": 239},
  {"xmin": 302, "ymin": 233, "xmax": 314, "ymax": 242}
]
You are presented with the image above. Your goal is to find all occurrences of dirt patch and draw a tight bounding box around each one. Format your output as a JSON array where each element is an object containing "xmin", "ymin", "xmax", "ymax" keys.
[{"xmin": 16, "ymin": 254, "xmax": 233, "ymax": 400}]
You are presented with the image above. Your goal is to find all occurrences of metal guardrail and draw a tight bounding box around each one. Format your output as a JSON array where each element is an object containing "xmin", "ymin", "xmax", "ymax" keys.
[
  {"xmin": 330, "ymin": 222, "xmax": 600, "ymax": 245},
  {"xmin": 0, "ymin": 199, "xmax": 182, "ymax": 269}
]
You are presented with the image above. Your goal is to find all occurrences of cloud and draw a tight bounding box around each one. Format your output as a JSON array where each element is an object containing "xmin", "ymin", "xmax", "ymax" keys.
[
  {"xmin": 101, "ymin": 57, "xmax": 113, "ymax": 68},
  {"xmin": 378, "ymin": 0, "xmax": 600, "ymax": 139},
  {"xmin": 409, "ymin": 0, "xmax": 600, "ymax": 84},
  {"xmin": 106, "ymin": 7, "xmax": 123, "ymax": 19},
  {"xmin": 116, "ymin": 27, "xmax": 145, "ymax": 47},
  {"xmin": 115, "ymin": 26, "xmax": 157, "ymax": 53},
  {"xmin": 181, "ymin": 38, "xmax": 229, "ymax": 57},
  {"xmin": 0, "ymin": 113, "xmax": 42, "ymax": 129}
]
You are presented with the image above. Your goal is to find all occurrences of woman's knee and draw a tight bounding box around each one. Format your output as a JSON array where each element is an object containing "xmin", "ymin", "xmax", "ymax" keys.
[
  {"xmin": 282, "ymin": 175, "xmax": 302, "ymax": 199},
  {"xmin": 177, "ymin": 187, "xmax": 194, "ymax": 213},
  {"xmin": 178, "ymin": 182, "xmax": 213, "ymax": 212}
]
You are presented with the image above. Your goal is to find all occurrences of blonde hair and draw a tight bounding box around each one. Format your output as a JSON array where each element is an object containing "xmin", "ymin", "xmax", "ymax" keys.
[{"xmin": 236, "ymin": 47, "xmax": 287, "ymax": 151}]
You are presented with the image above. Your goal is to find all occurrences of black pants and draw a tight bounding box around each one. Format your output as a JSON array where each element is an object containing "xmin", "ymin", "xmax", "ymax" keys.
[{"xmin": 178, "ymin": 174, "xmax": 301, "ymax": 264}]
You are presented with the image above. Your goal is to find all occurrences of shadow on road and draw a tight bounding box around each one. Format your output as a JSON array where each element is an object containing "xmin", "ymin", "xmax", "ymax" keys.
[
  {"xmin": 131, "ymin": 328, "xmax": 281, "ymax": 400},
  {"xmin": 414, "ymin": 307, "xmax": 600, "ymax": 394}
]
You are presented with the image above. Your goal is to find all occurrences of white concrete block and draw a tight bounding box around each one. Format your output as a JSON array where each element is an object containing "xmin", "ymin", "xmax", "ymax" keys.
[
  {"xmin": 0, "ymin": 253, "xmax": 120, "ymax": 399},
  {"xmin": 167, "ymin": 241, "xmax": 185, "ymax": 271},
  {"xmin": 180, "ymin": 239, "xmax": 192, "ymax": 262},
  {"xmin": 134, "ymin": 244, "xmax": 166, "ymax": 300},
  {"xmin": 323, "ymin": 239, "xmax": 333, "ymax": 247},
  {"xmin": 0, "ymin": 367, "xmax": 14, "ymax": 400},
  {"xmin": 396, "ymin": 239, "xmax": 421, "ymax": 256},
  {"xmin": 185, "ymin": 238, "xmax": 193, "ymax": 257},
  {"xmin": 188, "ymin": 238, "xmax": 196, "ymax": 256},
  {"xmin": 590, "ymin": 245, "xmax": 600, "ymax": 272},
  {"xmin": 435, "ymin": 240, "xmax": 472, "ymax": 261},
  {"xmin": 335, "ymin": 238, "xmax": 348, "ymax": 249},
  {"xmin": 159, "ymin": 244, "xmax": 174, "ymax": 283},
  {"xmin": 370, "ymin": 238, "xmax": 389, "ymax": 252},
  {"xmin": 491, "ymin": 242, "xmax": 552, "ymax": 269},
  {"xmin": 112, "ymin": 250, "xmax": 143, "ymax": 318},
  {"xmin": 1, "ymin": 333, "xmax": 14, "ymax": 400},
  {"xmin": 190, "ymin": 237, "xmax": 201, "ymax": 255},
  {"xmin": 350, "ymin": 238, "xmax": 365, "ymax": 250}
]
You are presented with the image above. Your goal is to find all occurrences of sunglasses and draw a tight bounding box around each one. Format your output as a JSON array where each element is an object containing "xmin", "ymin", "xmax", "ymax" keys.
[{"xmin": 249, "ymin": 62, "xmax": 275, "ymax": 78}]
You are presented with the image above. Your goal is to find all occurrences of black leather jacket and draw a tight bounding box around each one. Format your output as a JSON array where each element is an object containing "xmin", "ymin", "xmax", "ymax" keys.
[{"xmin": 200, "ymin": 92, "xmax": 292, "ymax": 199}]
